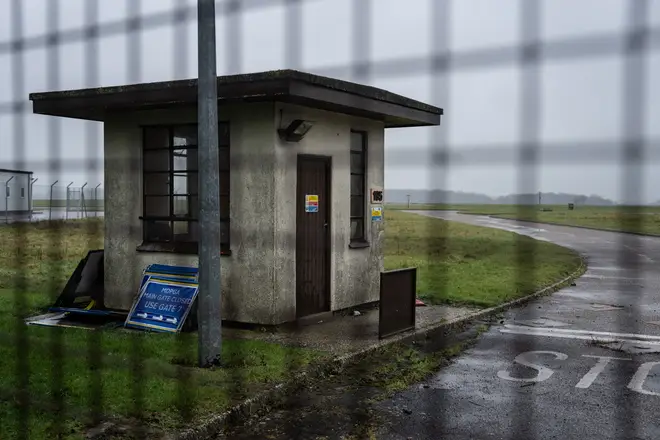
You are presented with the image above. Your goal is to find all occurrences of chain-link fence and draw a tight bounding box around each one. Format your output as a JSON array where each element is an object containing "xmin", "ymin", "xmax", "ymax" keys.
[
  {"xmin": 1, "ymin": 0, "xmax": 660, "ymax": 439},
  {"xmin": 0, "ymin": 181, "xmax": 103, "ymax": 223},
  {"xmin": 31, "ymin": 183, "xmax": 104, "ymax": 220}
]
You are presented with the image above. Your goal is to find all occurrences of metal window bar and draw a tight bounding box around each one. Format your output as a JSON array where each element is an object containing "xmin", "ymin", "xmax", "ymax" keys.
[
  {"xmin": 349, "ymin": 130, "xmax": 367, "ymax": 242},
  {"xmin": 0, "ymin": 0, "xmax": 658, "ymax": 439}
]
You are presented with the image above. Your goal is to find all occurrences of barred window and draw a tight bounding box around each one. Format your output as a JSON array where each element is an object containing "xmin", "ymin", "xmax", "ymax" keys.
[
  {"xmin": 350, "ymin": 130, "xmax": 367, "ymax": 244},
  {"xmin": 141, "ymin": 123, "xmax": 230, "ymax": 253}
]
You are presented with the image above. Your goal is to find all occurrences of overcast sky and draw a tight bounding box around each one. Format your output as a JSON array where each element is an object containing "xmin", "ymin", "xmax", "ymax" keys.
[{"xmin": 0, "ymin": 0, "xmax": 659, "ymax": 203}]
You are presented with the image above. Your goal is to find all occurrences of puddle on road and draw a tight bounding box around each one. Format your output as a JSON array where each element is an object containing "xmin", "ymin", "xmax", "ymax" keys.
[
  {"xmin": 593, "ymin": 340, "xmax": 660, "ymax": 354},
  {"xmin": 588, "ymin": 266, "xmax": 626, "ymax": 271},
  {"xmin": 553, "ymin": 290, "xmax": 631, "ymax": 305},
  {"xmin": 589, "ymin": 303, "xmax": 625, "ymax": 311},
  {"xmin": 513, "ymin": 318, "xmax": 570, "ymax": 328},
  {"xmin": 547, "ymin": 299, "xmax": 630, "ymax": 314}
]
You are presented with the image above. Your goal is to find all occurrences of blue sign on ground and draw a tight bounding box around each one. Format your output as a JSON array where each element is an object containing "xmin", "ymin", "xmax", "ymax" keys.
[
  {"xmin": 141, "ymin": 264, "xmax": 198, "ymax": 288},
  {"xmin": 126, "ymin": 264, "xmax": 199, "ymax": 333}
]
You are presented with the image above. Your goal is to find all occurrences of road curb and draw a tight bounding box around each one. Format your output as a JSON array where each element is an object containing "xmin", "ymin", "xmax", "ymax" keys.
[
  {"xmin": 174, "ymin": 256, "xmax": 587, "ymax": 440},
  {"xmin": 458, "ymin": 212, "xmax": 660, "ymax": 239}
]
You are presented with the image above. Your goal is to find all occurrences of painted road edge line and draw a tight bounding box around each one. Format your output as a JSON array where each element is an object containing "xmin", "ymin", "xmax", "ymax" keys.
[
  {"xmin": 500, "ymin": 328, "xmax": 660, "ymax": 346},
  {"xmin": 501, "ymin": 324, "xmax": 660, "ymax": 343},
  {"xmin": 478, "ymin": 214, "xmax": 660, "ymax": 241}
]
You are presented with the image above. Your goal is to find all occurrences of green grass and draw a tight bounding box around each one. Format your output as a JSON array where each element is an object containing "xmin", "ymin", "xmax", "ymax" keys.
[
  {"xmin": 0, "ymin": 300, "xmax": 320, "ymax": 439},
  {"xmin": 383, "ymin": 210, "xmax": 583, "ymax": 307},
  {"xmin": 32, "ymin": 199, "xmax": 104, "ymax": 211},
  {"xmin": 387, "ymin": 203, "xmax": 660, "ymax": 236},
  {"xmin": 353, "ymin": 343, "xmax": 448, "ymax": 393},
  {"xmin": 0, "ymin": 213, "xmax": 583, "ymax": 438},
  {"xmin": 0, "ymin": 219, "xmax": 106, "ymax": 293},
  {"xmin": 0, "ymin": 220, "xmax": 322, "ymax": 439}
]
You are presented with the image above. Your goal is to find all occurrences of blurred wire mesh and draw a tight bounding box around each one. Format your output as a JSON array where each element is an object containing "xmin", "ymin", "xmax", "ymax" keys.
[{"xmin": 1, "ymin": 0, "xmax": 659, "ymax": 438}]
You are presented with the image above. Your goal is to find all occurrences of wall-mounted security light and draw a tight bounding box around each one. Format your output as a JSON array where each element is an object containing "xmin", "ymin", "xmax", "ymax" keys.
[{"xmin": 278, "ymin": 119, "xmax": 314, "ymax": 142}]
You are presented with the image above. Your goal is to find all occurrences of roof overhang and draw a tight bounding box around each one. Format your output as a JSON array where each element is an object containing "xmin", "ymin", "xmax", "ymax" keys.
[
  {"xmin": 0, "ymin": 169, "xmax": 34, "ymax": 175},
  {"xmin": 29, "ymin": 70, "xmax": 443, "ymax": 129}
]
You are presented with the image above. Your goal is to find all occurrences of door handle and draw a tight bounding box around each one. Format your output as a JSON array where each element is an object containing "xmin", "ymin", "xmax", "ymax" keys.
[{"xmin": 323, "ymin": 223, "xmax": 328, "ymax": 228}]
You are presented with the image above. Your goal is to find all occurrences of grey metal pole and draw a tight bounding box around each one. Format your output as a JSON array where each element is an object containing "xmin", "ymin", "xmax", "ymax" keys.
[
  {"xmin": 94, "ymin": 183, "xmax": 101, "ymax": 217},
  {"xmin": 197, "ymin": 0, "xmax": 222, "ymax": 367},
  {"xmin": 49, "ymin": 180, "xmax": 58, "ymax": 221},
  {"xmin": 66, "ymin": 182, "xmax": 73, "ymax": 220},
  {"xmin": 29, "ymin": 177, "xmax": 37, "ymax": 222},
  {"xmin": 81, "ymin": 182, "xmax": 88, "ymax": 218},
  {"xmin": 5, "ymin": 176, "xmax": 14, "ymax": 223}
]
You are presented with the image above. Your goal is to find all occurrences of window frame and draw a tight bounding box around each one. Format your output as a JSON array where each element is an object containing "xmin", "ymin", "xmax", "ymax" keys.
[
  {"xmin": 20, "ymin": 187, "xmax": 25, "ymax": 198},
  {"xmin": 138, "ymin": 122, "xmax": 231, "ymax": 255},
  {"xmin": 349, "ymin": 130, "xmax": 369, "ymax": 249}
]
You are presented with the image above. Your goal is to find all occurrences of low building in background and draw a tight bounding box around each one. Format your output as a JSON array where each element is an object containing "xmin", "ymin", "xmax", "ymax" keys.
[{"xmin": 0, "ymin": 168, "xmax": 34, "ymax": 216}]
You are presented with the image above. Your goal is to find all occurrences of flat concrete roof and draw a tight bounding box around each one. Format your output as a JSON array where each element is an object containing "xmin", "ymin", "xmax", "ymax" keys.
[
  {"xmin": 29, "ymin": 69, "xmax": 443, "ymax": 128},
  {"xmin": 0, "ymin": 169, "xmax": 33, "ymax": 175}
]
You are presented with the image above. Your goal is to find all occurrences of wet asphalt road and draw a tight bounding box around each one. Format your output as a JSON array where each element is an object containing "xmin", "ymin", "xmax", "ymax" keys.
[
  {"xmin": 375, "ymin": 211, "xmax": 660, "ymax": 440},
  {"xmin": 224, "ymin": 212, "xmax": 660, "ymax": 440}
]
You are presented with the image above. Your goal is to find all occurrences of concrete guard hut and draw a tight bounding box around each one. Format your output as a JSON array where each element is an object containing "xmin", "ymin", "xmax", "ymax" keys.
[{"xmin": 29, "ymin": 70, "xmax": 443, "ymax": 325}]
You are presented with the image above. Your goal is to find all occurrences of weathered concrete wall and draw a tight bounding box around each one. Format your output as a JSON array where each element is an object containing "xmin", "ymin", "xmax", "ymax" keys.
[
  {"xmin": 104, "ymin": 101, "xmax": 385, "ymax": 324},
  {"xmin": 103, "ymin": 114, "xmax": 145, "ymax": 311},
  {"xmin": 274, "ymin": 102, "xmax": 385, "ymax": 314},
  {"xmin": 103, "ymin": 103, "xmax": 279, "ymax": 324}
]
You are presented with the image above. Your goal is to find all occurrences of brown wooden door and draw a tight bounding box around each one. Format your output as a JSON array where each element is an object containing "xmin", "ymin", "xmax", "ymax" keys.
[{"xmin": 296, "ymin": 155, "xmax": 331, "ymax": 318}]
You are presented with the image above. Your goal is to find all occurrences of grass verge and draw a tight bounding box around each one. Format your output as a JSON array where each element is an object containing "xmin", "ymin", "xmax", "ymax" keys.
[
  {"xmin": 32, "ymin": 199, "xmax": 104, "ymax": 211},
  {"xmin": 0, "ymin": 220, "xmax": 323, "ymax": 439},
  {"xmin": 387, "ymin": 203, "xmax": 660, "ymax": 236},
  {"xmin": 384, "ymin": 210, "xmax": 583, "ymax": 307},
  {"xmin": 348, "ymin": 322, "xmax": 490, "ymax": 396},
  {"xmin": 0, "ymin": 288, "xmax": 323, "ymax": 440},
  {"xmin": 350, "ymin": 327, "xmax": 488, "ymax": 395}
]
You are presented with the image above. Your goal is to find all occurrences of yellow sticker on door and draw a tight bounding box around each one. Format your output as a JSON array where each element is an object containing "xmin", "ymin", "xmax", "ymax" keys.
[{"xmin": 305, "ymin": 195, "xmax": 319, "ymax": 213}]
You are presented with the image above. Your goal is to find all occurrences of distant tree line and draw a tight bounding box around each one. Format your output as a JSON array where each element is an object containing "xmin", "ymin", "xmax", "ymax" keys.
[{"xmin": 386, "ymin": 189, "xmax": 619, "ymax": 206}]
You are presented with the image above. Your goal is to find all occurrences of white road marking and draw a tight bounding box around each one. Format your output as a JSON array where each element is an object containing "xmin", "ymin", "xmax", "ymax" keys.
[
  {"xmin": 623, "ymin": 245, "xmax": 654, "ymax": 263},
  {"xmin": 547, "ymin": 231, "xmax": 577, "ymax": 237},
  {"xmin": 581, "ymin": 274, "xmax": 646, "ymax": 281},
  {"xmin": 575, "ymin": 355, "xmax": 632, "ymax": 389},
  {"xmin": 499, "ymin": 352, "xmax": 660, "ymax": 395},
  {"xmin": 500, "ymin": 325, "xmax": 660, "ymax": 345},
  {"xmin": 497, "ymin": 350, "xmax": 568, "ymax": 383},
  {"xmin": 628, "ymin": 361, "xmax": 660, "ymax": 396}
]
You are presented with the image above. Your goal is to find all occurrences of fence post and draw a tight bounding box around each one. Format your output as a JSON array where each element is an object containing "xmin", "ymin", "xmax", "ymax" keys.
[
  {"xmin": 49, "ymin": 180, "xmax": 58, "ymax": 221},
  {"xmin": 94, "ymin": 183, "xmax": 101, "ymax": 217},
  {"xmin": 66, "ymin": 182, "xmax": 73, "ymax": 220},
  {"xmin": 5, "ymin": 176, "xmax": 14, "ymax": 224},
  {"xmin": 29, "ymin": 177, "xmax": 38, "ymax": 222},
  {"xmin": 81, "ymin": 182, "xmax": 88, "ymax": 218}
]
